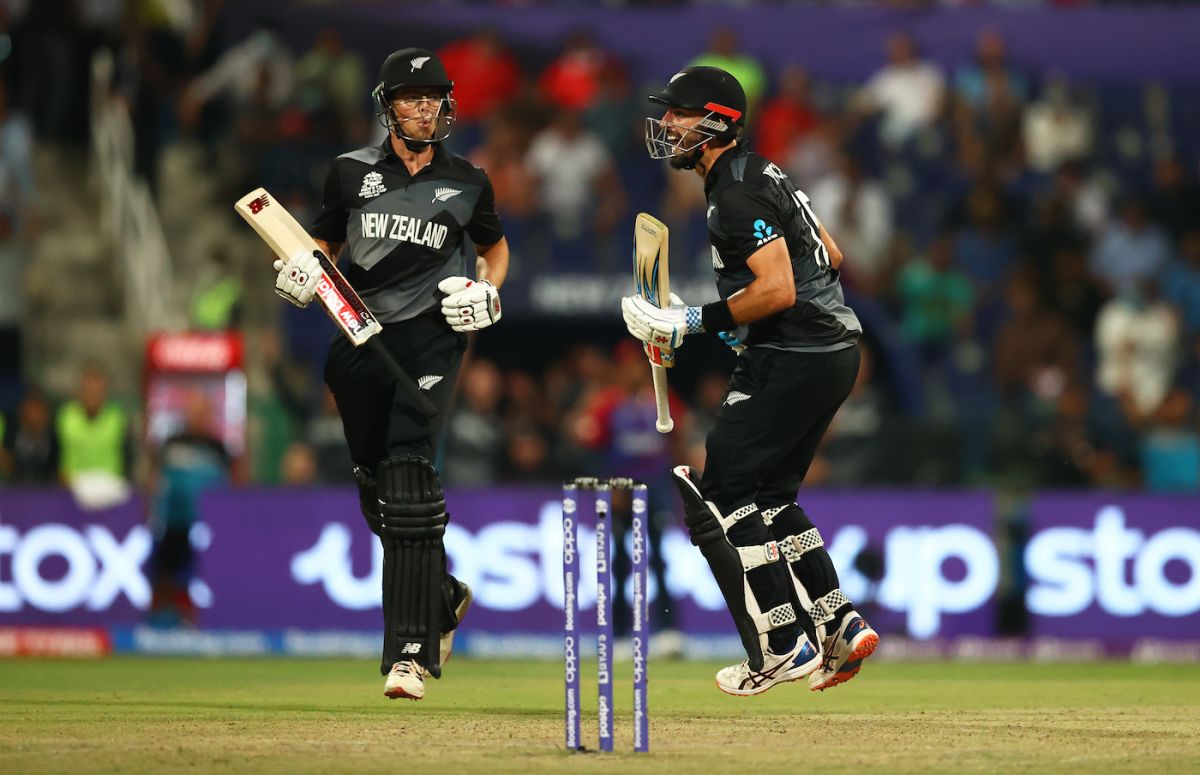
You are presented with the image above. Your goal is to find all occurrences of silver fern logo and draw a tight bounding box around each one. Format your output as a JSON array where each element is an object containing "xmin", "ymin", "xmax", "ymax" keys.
[
  {"xmin": 723, "ymin": 391, "xmax": 751, "ymax": 406},
  {"xmin": 417, "ymin": 375, "xmax": 443, "ymax": 391},
  {"xmin": 410, "ymin": 56, "xmax": 430, "ymax": 71},
  {"xmin": 432, "ymin": 187, "xmax": 461, "ymax": 203}
]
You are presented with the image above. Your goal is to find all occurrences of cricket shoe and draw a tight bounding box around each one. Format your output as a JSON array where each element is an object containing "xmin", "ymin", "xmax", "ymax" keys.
[
  {"xmin": 384, "ymin": 659, "xmax": 425, "ymax": 700},
  {"xmin": 424, "ymin": 578, "xmax": 473, "ymax": 678},
  {"xmin": 715, "ymin": 633, "xmax": 822, "ymax": 697},
  {"xmin": 808, "ymin": 612, "xmax": 879, "ymax": 692}
]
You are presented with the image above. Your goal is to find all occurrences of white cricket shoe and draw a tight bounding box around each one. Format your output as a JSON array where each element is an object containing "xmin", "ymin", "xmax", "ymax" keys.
[
  {"xmin": 384, "ymin": 660, "xmax": 425, "ymax": 700},
  {"xmin": 715, "ymin": 633, "xmax": 822, "ymax": 697},
  {"xmin": 808, "ymin": 612, "xmax": 879, "ymax": 692}
]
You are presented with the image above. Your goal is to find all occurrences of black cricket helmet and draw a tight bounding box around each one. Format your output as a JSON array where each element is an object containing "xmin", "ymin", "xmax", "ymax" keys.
[
  {"xmin": 645, "ymin": 66, "xmax": 746, "ymax": 164},
  {"xmin": 373, "ymin": 47, "xmax": 456, "ymax": 144}
]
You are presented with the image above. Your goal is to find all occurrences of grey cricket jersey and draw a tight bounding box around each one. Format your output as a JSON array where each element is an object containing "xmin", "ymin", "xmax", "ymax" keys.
[
  {"xmin": 310, "ymin": 140, "xmax": 504, "ymax": 323},
  {"xmin": 705, "ymin": 145, "xmax": 861, "ymax": 352}
]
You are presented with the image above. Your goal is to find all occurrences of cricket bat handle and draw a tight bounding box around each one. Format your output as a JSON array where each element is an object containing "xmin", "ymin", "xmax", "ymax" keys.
[
  {"xmin": 366, "ymin": 335, "xmax": 439, "ymax": 418},
  {"xmin": 651, "ymin": 362, "xmax": 674, "ymax": 433}
]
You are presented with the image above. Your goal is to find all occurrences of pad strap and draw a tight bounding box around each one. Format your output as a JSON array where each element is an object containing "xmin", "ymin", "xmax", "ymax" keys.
[
  {"xmin": 808, "ymin": 588, "xmax": 851, "ymax": 628},
  {"xmin": 761, "ymin": 505, "xmax": 788, "ymax": 526},
  {"xmin": 736, "ymin": 541, "xmax": 782, "ymax": 572},
  {"xmin": 718, "ymin": 503, "xmax": 759, "ymax": 531},
  {"xmin": 778, "ymin": 528, "xmax": 824, "ymax": 563}
]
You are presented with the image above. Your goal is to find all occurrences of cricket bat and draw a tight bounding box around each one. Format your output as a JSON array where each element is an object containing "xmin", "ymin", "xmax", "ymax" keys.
[
  {"xmin": 633, "ymin": 213, "xmax": 674, "ymax": 434},
  {"xmin": 235, "ymin": 187, "xmax": 436, "ymax": 417}
]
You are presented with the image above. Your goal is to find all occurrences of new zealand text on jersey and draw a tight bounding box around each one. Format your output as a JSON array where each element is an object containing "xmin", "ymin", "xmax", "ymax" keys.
[{"xmin": 360, "ymin": 212, "xmax": 449, "ymax": 249}]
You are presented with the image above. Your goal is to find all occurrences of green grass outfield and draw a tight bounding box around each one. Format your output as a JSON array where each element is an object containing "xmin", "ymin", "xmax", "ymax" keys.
[{"xmin": 2, "ymin": 658, "xmax": 1198, "ymax": 774}]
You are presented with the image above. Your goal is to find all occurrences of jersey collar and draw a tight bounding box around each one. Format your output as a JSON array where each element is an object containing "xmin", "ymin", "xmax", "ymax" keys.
[
  {"xmin": 704, "ymin": 144, "xmax": 747, "ymax": 196},
  {"xmin": 379, "ymin": 137, "xmax": 448, "ymax": 177}
]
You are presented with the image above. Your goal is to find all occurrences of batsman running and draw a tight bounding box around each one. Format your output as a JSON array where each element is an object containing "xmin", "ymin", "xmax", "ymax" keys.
[
  {"xmin": 272, "ymin": 48, "xmax": 508, "ymax": 700},
  {"xmin": 622, "ymin": 66, "xmax": 879, "ymax": 695}
]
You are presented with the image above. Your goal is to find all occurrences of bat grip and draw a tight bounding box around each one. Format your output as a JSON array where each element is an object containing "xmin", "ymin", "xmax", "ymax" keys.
[
  {"xmin": 651, "ymin": 362, "xmax": 674, "ymax": 434},
  {"xmin": 367, "ymin": 335, "xmax": 439, "ymax": 418}
]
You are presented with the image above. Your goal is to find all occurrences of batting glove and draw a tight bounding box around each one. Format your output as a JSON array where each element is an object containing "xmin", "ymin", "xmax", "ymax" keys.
[
  {"xmin": 621, "ymin": 294, "xmax": 704, "ymax": 350},
  {"xmin": 718, "ymin": 329, "xmax": 747, "ymax": 355},
  {"xmin": 274, "ymin": 248, "xmax": 322, "ymax": 308},
  {"xmin": 439, "ymin": 276, "xmax": 502, "ymax": 332}
]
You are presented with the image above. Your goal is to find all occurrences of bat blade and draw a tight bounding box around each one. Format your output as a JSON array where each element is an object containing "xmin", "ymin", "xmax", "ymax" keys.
[
  {"xmin": 234, "ymin": 187, "xmax": 382, "ymax": 347},
  {"xmin": 633, "ymin": 212, "xmax": 674, "ymax": 434}
]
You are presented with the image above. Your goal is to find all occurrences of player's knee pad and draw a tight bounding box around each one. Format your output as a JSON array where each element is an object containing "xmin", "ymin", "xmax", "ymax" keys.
[
  {"xmin": 377, "ymin": 456, "xmax": 448, "ymax": 540},
  {"xmin": 354, "ymin": 465, "xmax": 384, "ymax": 537}
]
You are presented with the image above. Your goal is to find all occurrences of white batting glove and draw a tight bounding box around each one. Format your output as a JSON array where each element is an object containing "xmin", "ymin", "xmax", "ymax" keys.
[
  {"xmin": 439, "ymin": 276, "xmax": 502, "ymax": 332},
  {"xmin": 273, "ymin": 248, "xmax": 322, "ymax": 308},
  {"xmin": 621, "ymin": 294, "xmax": 703, "ymax": 350}
]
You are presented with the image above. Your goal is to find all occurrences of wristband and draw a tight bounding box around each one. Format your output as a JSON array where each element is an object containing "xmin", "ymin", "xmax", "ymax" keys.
[{"xmin": 701, "ymin": 300, "xmax": 736, "ymax": 333}]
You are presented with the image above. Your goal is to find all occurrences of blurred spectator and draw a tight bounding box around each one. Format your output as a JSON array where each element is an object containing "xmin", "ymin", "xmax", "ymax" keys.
[
  {"xmin": 1163, "ymin": 227, "xmax": 1200, "ymax": 336},
  {"xmin": 1138, "ymin": 387, "xmax": 1200, "ymax": 492},
  {"xmin": 1, "ymin": 388, "xmax": 59, "ymax": 484},
  {"xmin": 526, "ymin": 108, "xmax": 626, "ymax": 268},
  {"xmin": 500, "ymin": 421, "xmax": 555, "ymax": 482},
  {"xmin": 583, "ymin": 60, "xmax": 643, "ymax": 159},
  {"xmin": 1148, "ymin": 154, "xmax": 1200, "ymax": 241},
  {"xmin": 538, "ymin": 31, "xmax": 612, "ymax": 112},
  {"xmin": 1023, "ymin": 78, "xmax": 1092, "ymax": 173},
  {"xmin": 0, "ymin": 79, "xmax": 36, "ymax": 232},
  {"xmin": 280, "ymin": 441, "xmax": 318, "ymax": 485},
  {"xmin": 147, "ymin": 392, "xmax": 231, "ymax": 627},
  {"xmin": 809, "ymin": 151, "xmax": 894, "ymax": 290},
  {"xmin": 992, "ymin": 271, "xmax": 1080, "ymax": 405},
  {"xmin": 294, "ymin": 27, "xmax": 367, "ymax": 139},
  {"xmin": 0, "ymin": 212, "xmax": 27, "ymax": 380},
  {"xmin": 443, "ymin": 359, "xmax": 505, "ymax": 486},
  {"xmin": 688, "ymin": 26, "xmax": 767, "ymax": 115},
  {"xmin": 1095, "ymin": 280, "xmax": 1180, "ymax": 417},
  {"xmin": 1050, "ymin": 162, "xmax": 1109, "ymax": 236},
  {"xmin": 755, "ymin": 65, "xmax": 820, "ymax": 168},
  {"xmin": 954, "ymin": 185, "xmax": 1020, "ymax": 332},
  {"xmin": 1088, "ymin": 196, "xmax": 1171, "ymax": 293},
  {"xmin": 856, "ymin": 33, "xmax": 945, "ymax": 148},
  {"xmin": 180, "ymin": 25, "xmax": 294, "ymax": 136},
  {"xmin": 189, "ymin": 247, "xmax": 243, "ymax": 331},
  {"xmin": 56, "ymin": 362, "xmax": 131, "ymax": 507},
  {"xmin": 438, "ymin": 28, "xmax": 521, "ymax": 127},
  {"xmin": 953, "ymin": 30, "xmax": 1028, "ymax": 111},
  {"xmin": 304, "ymin": 389, "xmax": 353, "ymax": 484},
  {"xmin": 897, "ymin": 235, "xmax": 974, "ymax": 356}
]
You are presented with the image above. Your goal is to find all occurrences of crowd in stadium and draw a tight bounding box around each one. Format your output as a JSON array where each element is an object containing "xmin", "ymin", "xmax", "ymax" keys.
[{"xmin": 2, "ymin": 2, "xmax": 1200, "ymax": 496}]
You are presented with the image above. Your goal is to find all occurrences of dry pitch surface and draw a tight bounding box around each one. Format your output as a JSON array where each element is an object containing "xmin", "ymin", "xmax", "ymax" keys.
[{"xmin": 1, "ymin": 658, "xmax": 1198, "ymax": 774}]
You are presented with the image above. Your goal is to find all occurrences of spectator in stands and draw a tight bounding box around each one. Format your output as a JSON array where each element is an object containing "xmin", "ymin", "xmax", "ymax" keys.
[
  {"xmin": 1051, "ymin": 161, "xmax": 1109, "ymax": 236},
  {"xmin": 56, "ymin": 362, "xmax": 131, "ymax": 507},
  {"xmin": 294, "ymin": 27, "xmax": 367, "ymax": 141},
  {"xmin": 304, "ymin": 389, "xmax": 353, "ymax": 484},
  {"xmin": 1148, "ymin": 154, "xmax": 1200, "ymax": 241},
  {"xmin": 755, "ymin": 65, "xmax": 821, "ymax": 168},
  {"xmin": 1137, "ymin": 386, "xmax": 1200, "ymax": 492},
  {"xmin": 688, "ymin": 25, "xmax": 767, "ymax": 115},
  {"xmin": 897, "ymin": 235, "xmax": 975, "ymax": 362},
  {"xmin": 439, "ymin": 28, "xmax": 521, "ymax": 130},
  {"xmin": 954, "ymin": 184, "xmax": 1021, "ymax": 338},
  {"xmin": 1095, "ymin": 279, "xmax": 1180, "ymax": 418},
  {"xmin": 0, "ymin": 212, "xmax": 27, "ymax": 381},
  {"xmin": 443, "ymin": 359, "xmax": 505, "ymax": 486},
  {"xmin": 809, "ymin": 150, "xmax": 894, "ymax": 291},
  {"xmin": 190, "ymin": 247, "xmax": 243, "ymax": 331},
  {"xmin": 147, "ymin": 391, "xmax": 231, "ymax": 627},
  {"xmin": 1, "ymin": 388, "xmax": 58, "ymax": 484},
  {"xmin": 856, "ymin": 33, "xmax": 945, "ymax": 148},
  {"xmin": 1164, "ymin": 227, "xmax": 1200, "ymax": 337},
  {"xmin": 538, "ymin": 30, "xmax": 612, "ymax": 112},
  {"xmin": 279, "ymin": 441, "xmax": 318, "ymax": 485},
  {"xmin": 1089, "ymin": 196, "xmax": 1171, "ymax": 294},
  {"xmin": 180, "ymin": 24, "xmax": 294, "ymax": 137},
  {"xmin": 1023, "ymin": 78, "xmax": 1092, "ymax": 173},
  {"xmin": 583, "ymin": 59, "xmax": 643, "ymax": 159},
  {"xmin": 992, "ymin": 270, "xmax": 1080, "ymax": 407},
  {"xmin": 808, "ymin": 345, "xmax": 886, "ymax": 487},
  {"xmin": 0, "ymin": 79, "xmax": 36, "ymax": 233},
  {"xmin": 954, "ymin": 29, "xmax": 1028, "ymax": 111},
  {"xmin": 526, "ymin": 108, "xmax": 626, "ymax": 269}
]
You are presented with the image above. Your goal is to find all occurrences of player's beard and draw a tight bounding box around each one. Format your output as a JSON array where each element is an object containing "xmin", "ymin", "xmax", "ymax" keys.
[{"xmin": 669, "ymin": 145, "xmax": 704, "ymax": 171}]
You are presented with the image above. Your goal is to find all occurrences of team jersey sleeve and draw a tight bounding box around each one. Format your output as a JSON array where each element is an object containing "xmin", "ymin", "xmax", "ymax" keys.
[
  {"xmin": 467, "ymin": 174, "xmax": 505, "ymax": 248},
  {"xmin": 714, "ymin": 183, "xmax": 786, "ymax": 265},
  {"xmin": 309, "ymin": 160, "xmax": 348, "ymax": 243}
]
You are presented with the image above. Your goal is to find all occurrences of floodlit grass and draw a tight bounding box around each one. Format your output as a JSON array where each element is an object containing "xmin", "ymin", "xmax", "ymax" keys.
[{"xmin": 2, "ymin": 658, "xmax": 1198, "ymax": 773}]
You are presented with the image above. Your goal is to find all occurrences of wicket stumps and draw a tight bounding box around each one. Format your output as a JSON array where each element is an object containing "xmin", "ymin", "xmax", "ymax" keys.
[{"xmin": 562, "ymin": 477, "xmax": 650, "ymax": 754}]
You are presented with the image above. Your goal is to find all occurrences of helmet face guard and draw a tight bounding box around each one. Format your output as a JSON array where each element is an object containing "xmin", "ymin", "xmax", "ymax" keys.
[
  {"xmin": 644, "ymin": 108, "xmax": 735, "ymax": 161},
  {"xmin": 373, "ymin": 84, "xmax": 457, "ymax": 145}
]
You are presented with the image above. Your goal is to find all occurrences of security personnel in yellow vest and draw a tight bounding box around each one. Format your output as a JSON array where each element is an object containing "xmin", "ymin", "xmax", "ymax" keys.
[{"xmin": 55, "ymin": 362, "xmax": 130, "ymax": 485}]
